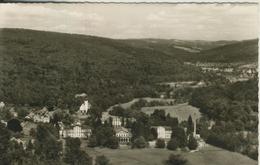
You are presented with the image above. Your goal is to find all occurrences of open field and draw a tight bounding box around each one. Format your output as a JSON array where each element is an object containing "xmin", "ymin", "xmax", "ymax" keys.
[
  {"xmin": 141, "ymin": 103, "xmax": 201, "ymax": 122},
  {"xmin": 85, "ymin": 145, "xmax": 257, "ymax": 165},
  {"xmin": 107, "ymin": 97, "xmax": 175, "ymax": 111}
]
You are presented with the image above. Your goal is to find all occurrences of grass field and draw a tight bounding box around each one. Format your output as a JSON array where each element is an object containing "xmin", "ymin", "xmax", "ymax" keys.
[
  {"xmin": 107, "ymin": 97, "xmax": 175, "ymax": 111},
  {"xmin": 85, "ymin": 145, "xmax": 257, "ymax": 165},
  {"xmin": 141, "ymin": 103, "xmax": 201, "ymax": 122}
]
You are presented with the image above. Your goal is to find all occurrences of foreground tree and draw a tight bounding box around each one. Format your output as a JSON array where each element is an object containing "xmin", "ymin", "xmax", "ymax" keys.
[
  {"xmin": 64, "ymin": 137, "xmax": 92, "ymax": 165},
  {"xmin": 0, "ymin": 123, "xmax": 11, "ymax": 164}
]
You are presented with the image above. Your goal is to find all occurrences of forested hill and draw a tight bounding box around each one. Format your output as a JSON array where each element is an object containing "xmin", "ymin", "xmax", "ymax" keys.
[
  {"xmin": 191, "ymin": 39, "xmax": 258, "ymax": 63},
  {"xmin": 0, "ymin": 28, "xmax": 203, "ymax": 108}
]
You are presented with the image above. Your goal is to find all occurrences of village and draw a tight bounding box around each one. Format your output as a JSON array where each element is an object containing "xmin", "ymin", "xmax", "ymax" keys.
[{"xmin": 0, "ymin": 89, "xmax": 207, "ymax": 153}]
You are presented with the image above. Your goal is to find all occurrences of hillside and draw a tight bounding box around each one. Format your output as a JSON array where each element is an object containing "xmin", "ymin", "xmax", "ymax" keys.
[
  {"xmin": 0, "ymin": 28, "xmax": 203, "ymax": 109},
  {"xmin": 120, "ymin": 39, "xmax": 237, "ymax": 60},
  {"xmin": 192, "ymin": 39, "xmax": 258, "ymax": 63}
]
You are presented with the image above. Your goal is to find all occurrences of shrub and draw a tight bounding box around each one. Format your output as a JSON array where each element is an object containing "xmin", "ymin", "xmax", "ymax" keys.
[
  {"xmin": 88, "ymin": 136, "xmax": 97, "ymax": 148},
  {"xmin": 187, "ymin": 136, "xmax": 198, "ymax": 150},
  {"xmin": 164, "ymin": 154, "xmax": 188, "ymax": 165},
  {"xmin": 7, "ymin": 119, "xmax": 22, "ymax": 132},
  {"xmin": 156, "ymin": 139, "xmax": 165, "ymax": 148},
  {"xmin": 167, "ymin": 138, "xmax": 178, "ymax": 150},
  {"xmin": 132, "ymin": 136, "xmax": 147, "ymax": 148},
  {"xmin": 96, "ymin": 155, "xmax": 110, "ymax": 165}
]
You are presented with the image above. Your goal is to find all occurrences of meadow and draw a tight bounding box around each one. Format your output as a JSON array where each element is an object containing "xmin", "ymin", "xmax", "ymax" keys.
[{"xmin": 85, "ymin": 145, "xmax": 257, "ymax": 165}]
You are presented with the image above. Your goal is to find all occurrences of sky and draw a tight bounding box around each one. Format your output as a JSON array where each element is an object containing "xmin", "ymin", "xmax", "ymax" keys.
[{"xmin": 0, "ymin": 3, "xmax": 258, "ymax": 40}]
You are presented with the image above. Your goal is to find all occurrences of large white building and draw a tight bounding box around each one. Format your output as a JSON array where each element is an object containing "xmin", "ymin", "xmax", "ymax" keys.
[
  {"xmin": 115, "ymin": 127, "xmax": 132, "ymax": 144},
  {"xmin": 59, "ymin": 122, "xmax": 91, "ymax": 139},
  {"xmin": 151, "ymin": 126, "xmax": 172, "ymax": 140}
]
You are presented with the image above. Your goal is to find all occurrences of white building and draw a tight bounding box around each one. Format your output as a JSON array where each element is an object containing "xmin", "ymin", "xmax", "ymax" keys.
[
  {"xmin": 152, "ymin": 126, "xmax": 172, "ymax": 140},
  {"xmin": 79, "ymin": 100, "xmax": 90, "ymax": 115},
  {"xmin": 59, "ymin": 122, "xmax": 91, "ymax": 139},
  {"xmin": 10, "ymin": 137, "xmax": 26, "ymax": 150},
  {"xmin": 115, "ymin": 127, "xmax": 132, "ymax": 144},
  {"xmin": 101, "ymin": 112, "xmax": 122, "ymax": 127},
  {"xmin": 25, "ymin": 107, "xmax": 52, "ymax": 123},
  {"xmin": 0, "ymin": 102, "xmax": 5, "ymax": 109}
]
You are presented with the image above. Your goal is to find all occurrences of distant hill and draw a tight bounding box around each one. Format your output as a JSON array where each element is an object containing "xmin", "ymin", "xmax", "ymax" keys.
[
  {"xmin": 192, "ymin": 39, "xmax": 258, "ymax": 63},
  {"xmin": 120, "ymin": 39, "xmax": 237, "ymax": 60},
  {"xmin": 0, "ymin": 28, "xmax": 203, "ymax": 108}
]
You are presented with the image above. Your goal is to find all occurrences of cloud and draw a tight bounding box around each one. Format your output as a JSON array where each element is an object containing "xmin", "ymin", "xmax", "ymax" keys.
[{"xmin": 0, "ymin": 3, "xmax": 258, "ymax": 40}]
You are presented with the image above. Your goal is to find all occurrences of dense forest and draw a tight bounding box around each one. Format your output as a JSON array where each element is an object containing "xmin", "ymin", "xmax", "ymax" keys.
[
  {"xmin": 0, "ymin": 28, "xmax": 206, "ymax": 110},
  {"xmin": 191, "ymin": 39, "xmax": 258, "ymax": 63},
  {"xmin": 190, "ymin": 79, "xmax": 258, "ymax": 160}
]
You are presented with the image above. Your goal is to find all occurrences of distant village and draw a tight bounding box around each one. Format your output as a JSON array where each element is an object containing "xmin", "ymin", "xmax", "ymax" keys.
[
  {"xmin": 0, "ymin": 90, "xmax": 206, "ymax": 152},
  {"xmin": 184, "ymin": 62, "xmax": 258, "ymax": 83}
]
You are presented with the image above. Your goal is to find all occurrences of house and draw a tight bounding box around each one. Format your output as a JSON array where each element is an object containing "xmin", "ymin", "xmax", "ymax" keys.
[
  {"xmin": 25, "ymin": 107, "xmax": 52, "ymax": 123},
  {"xmin": 101, "ymin": 112, "xmax": 121, "ymax": 127},
  {"xmin": 10, "ymin": 137, "xmax": 26, "ymax": 150},
  {"xmin": 115, "ymin": 127, "xmax": 132, "ymax": 144},
  {"xmin": 0, "ymin": 120, "xmax": 7, "ymax": 126},
  {"xmin": 79, "ymin": 100, "xmax": 90, "ymax": 115},
  {"xmin": 151, "ymin": 126, "xmax": 172, "ymax": 140},
  {"xmin": 10, "ymin": 108, "xmax": 18, "ymax": 118},
  {"xmin": 59, "ymin": 121, "xmax": 92, "ymax": 139},
  {"xmin": 0, "ymin": 101, "xmax": 5, "ymax": 109}
]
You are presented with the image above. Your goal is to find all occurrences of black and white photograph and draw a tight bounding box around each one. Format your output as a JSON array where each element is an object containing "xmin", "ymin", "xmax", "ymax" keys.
[{"xmin": 0, "ymin": 2, "xmax": 258, "ymax": 165}]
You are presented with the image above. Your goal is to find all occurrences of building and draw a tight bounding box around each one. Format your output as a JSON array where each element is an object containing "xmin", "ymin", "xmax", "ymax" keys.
[
  {"xmin": 0, "ymin": 102, "xmax": 5, "ymax": 109},
  {"xmin": 10, "ymin": 108, "xmax": 18, "ymax": 118},
  {"xmin": 25, "ymin": 107, "xmax": 52, "ymax": 123},
  {"xmin": 79, "ymin": 100, "xmax": 90, "ymax": 115},
  {"xmin": 10, "ymin": 137, "xmax": 26, "ymax": 150},
  {"xmin": 101, "ymin": 112, "xmax": 121, "ymax": 127},
  {"xmin": 151, "ymin": 126, "xmax": 172, "ymax": 140},
  {"xmin": 59, "ymin": 121, "xmax": 91, "ymax": 139},
  {"xmin": 115, "ymin": 127, "xmax": 132, "ymax": 144},
  {"xmin": 101, "ymin": 112, "xmax": 135, "ymax": 128}
]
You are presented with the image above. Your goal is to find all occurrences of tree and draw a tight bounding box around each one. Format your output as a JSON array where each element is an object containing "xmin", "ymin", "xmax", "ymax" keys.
[
  {"xmin": 96, "ymin": 155, "xmax": 110, "ymax": 165},
  {"xmin": 34, "ymin": 124, "xmax": 61, "ymax": 161},
  {"xmin": 0, "ymin": 123, "xmax": 11, "ymax": 164},
  {"xmin": 156, "ymin": 139, "xmax": 165, "ymax": 148},
  {"xmin": 88, "ymin": 135, "xmax": 97, "ymax": 148},
  {"xmin": 164, "ymin": 154, "xmax": 187, "ymax": 165},
  {"xmin": 132, "ymin": 136, "xmax": 147, "ymax": 148},
  {"xmin": 187, "ymin": 136, "xmax": 198, "ymax": 150},
  {"xmin": 171, "ymin": 126, "xmax": 187, "ymax": 148},
  {"xmin": 187, "ymin": 115, "xmax": 194, "ymax": 135},
  {"xmin": 106, "ymin": 136, "xmax": 119, "ymax": 149},
  {"xmin": 64, "ymin": 137, "xmax": 92, "ymax": 165},
  {"xmin": 167, "ymin": 138, "xmax": 178, "ymax": 150},
  {"xmin": 7, "ymin": 119, "xmax": 23, "ymax": 132}
]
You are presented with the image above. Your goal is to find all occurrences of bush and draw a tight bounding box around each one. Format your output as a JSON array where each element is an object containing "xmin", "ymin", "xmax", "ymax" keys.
[
  {"xmin": 88, "ymin": 136, "xmax": 97, "ymax": 148},
  {"xmin": 164, "ymin": 154, "xmax": 187, "ymax": 165},
  {"xmin": 188, "ymin": 136, "xmax": 198, "ymax": 150},
  {"xmin": 7, "ymin": 119, "xmax": 22, "ymax": 132},
  {"xmin": 96, "ymin": 155, "xmax": 110, "ymax": 165},
  {"xmin": 156, "ymin": 139, "xmax": 165, "ymax": 148},
  {"xmin": 106, "ymin": 136, "xmax": 119, "ymax": 149},
  {"xmin": 132, "ymin": 136, "xmax": 147, "ymax": 148},
  {"xmin": 167, "ymin": 138, "xmax": 178, "ymax": 150}
]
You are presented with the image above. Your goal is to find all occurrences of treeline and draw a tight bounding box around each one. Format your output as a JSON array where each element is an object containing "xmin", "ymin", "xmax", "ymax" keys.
[
  {"xmin": 190, "ymin": 79, "xmax": 258, "ymax": 160},
  {"xmin": 0, "ymin": 28, "xmax": 204, "ymax": 112}
]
